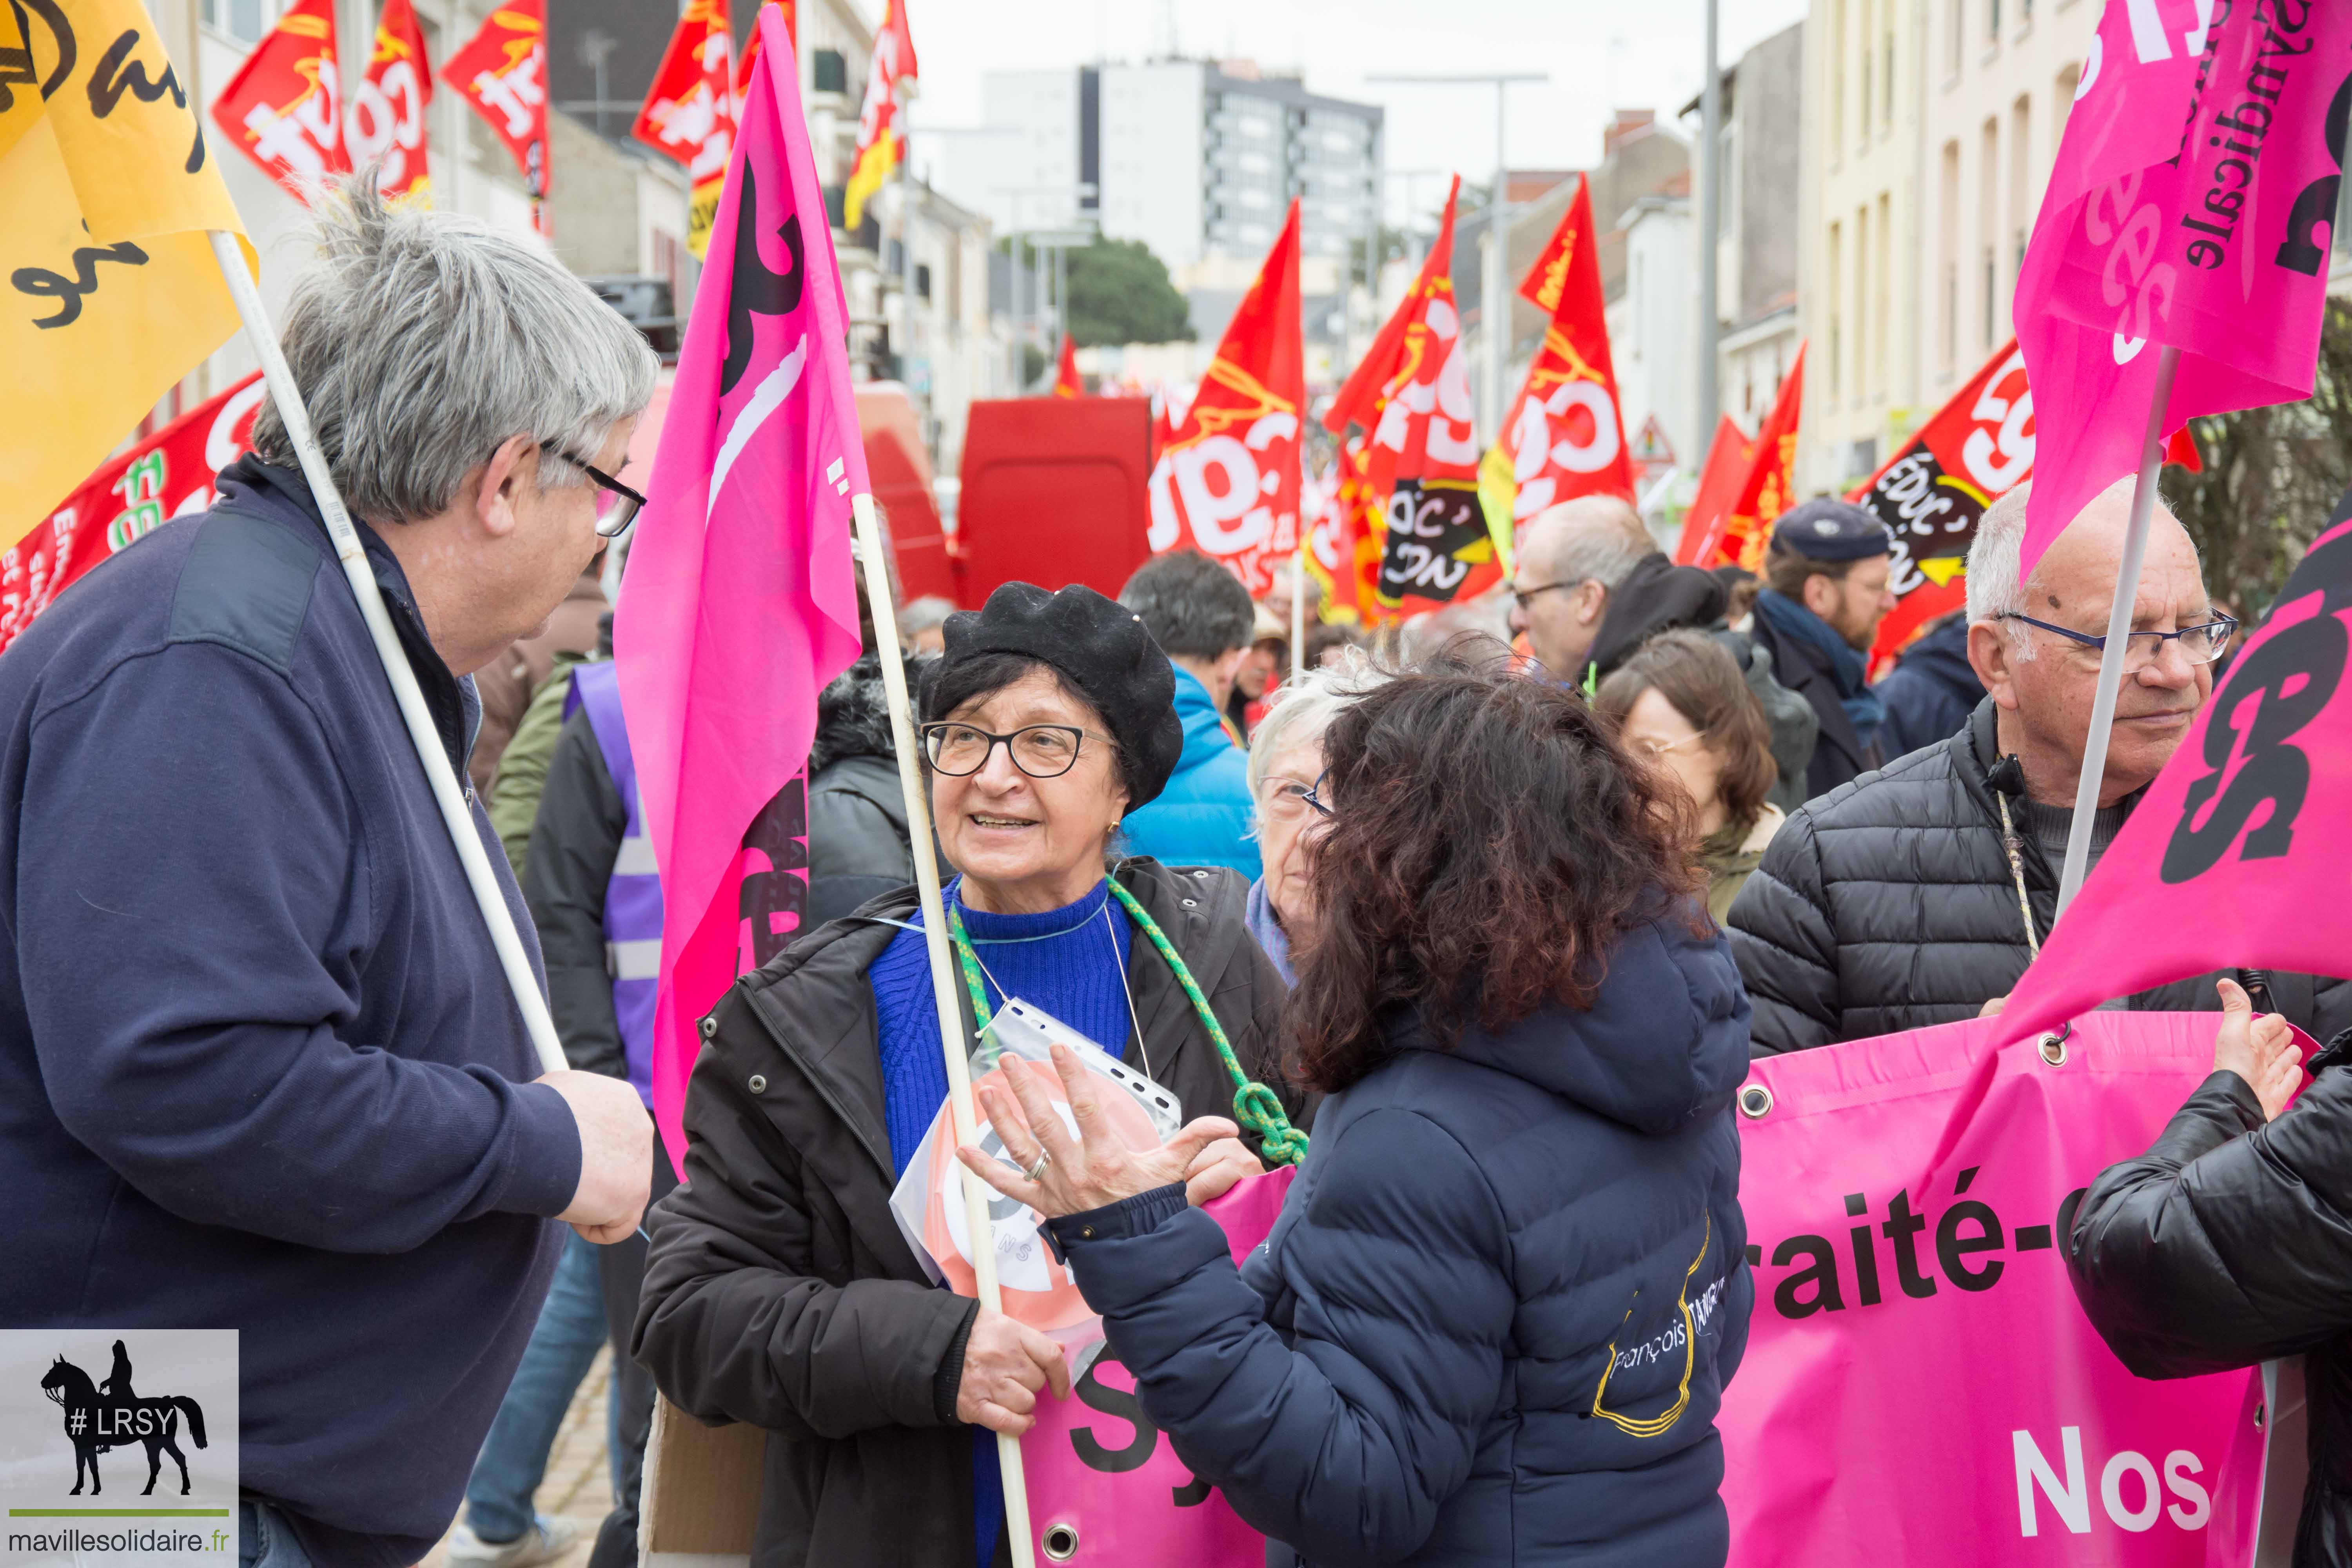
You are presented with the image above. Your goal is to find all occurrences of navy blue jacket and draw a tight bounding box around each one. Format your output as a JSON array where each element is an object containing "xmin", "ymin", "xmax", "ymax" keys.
[
  {"xmin": 1053, "ymin": 906, "xmax": 1754, "ymax": 1567},
  {"xmin": 1872, "ymin": 614, "xmax": 1984, "ymax": 759},
  {"xmin": 1120, "ymin": 662, "xmax": 1261, "ymax": 879},
  {"xmin": 0, "ymin": 457, "xmax": 581, "ymax": 1568}
]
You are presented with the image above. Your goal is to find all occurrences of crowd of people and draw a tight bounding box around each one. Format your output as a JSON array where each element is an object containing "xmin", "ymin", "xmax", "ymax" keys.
[{"xmin": 6, "ymin": 179, "xmax": 2349, "ymax": 1568}]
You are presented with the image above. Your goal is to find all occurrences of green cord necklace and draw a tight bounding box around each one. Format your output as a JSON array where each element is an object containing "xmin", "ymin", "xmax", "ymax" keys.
[{"xmin": 943, "ymin": 876, "xmax": 1310, "ymax": 1168}]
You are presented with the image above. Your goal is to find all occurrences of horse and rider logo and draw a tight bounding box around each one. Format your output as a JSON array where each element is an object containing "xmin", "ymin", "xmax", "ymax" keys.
[{"xmin": 37, "ymin": 1340, "xmax": 208, "ymax": 1495}]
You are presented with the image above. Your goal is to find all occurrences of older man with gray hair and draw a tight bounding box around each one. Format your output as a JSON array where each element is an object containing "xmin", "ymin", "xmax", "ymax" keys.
[
  {"xmin": 0, "ymin": 179, "xmax": 659, "ymax": 1568},
  {"xmin": 1727, "ymin": 476, "xmax": 2352, "ymax": 1055}
]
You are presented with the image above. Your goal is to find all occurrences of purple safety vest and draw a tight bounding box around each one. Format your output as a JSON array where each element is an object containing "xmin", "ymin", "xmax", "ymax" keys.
[{"xmin": 566, "ymin": 661, "xmax": 660, "ymax": 1108}]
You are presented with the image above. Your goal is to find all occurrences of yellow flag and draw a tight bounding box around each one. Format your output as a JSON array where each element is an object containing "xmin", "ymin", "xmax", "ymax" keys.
[{"xmin": 1, "ymin": 0, "xmax": 254, "ymax": 550}]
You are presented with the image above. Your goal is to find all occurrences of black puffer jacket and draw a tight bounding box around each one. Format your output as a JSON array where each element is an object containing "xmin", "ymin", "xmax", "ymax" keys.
[
  {"xmin": 1726, "ymin": 699, "xmax": 2352, "ymax": 1053},
  {"xmin": 631, "ymin": 859, "xmax": 1300, "ymax": 1568},
  {"xmin": 805, "ymin": 652, "xmax": 918, "ymax": 927},
  {"xmin": 2069, "ymin": 1044, "xmax": 2352, "ymax": 1567}
]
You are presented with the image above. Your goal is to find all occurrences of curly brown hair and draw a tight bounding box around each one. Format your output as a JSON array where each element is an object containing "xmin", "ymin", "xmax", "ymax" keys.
[{"xmin": 1285, "ymin": 643, "xmax": 1704, "ymax": 1093}]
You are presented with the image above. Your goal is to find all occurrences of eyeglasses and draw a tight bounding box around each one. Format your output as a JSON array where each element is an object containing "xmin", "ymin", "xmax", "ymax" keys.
[
  {"xmin": 1628, "ymin": 732, "xmax": 1708, "ymax": 762},
  {"xmin": 1510, "ymin": 578, "xmax": 1583, "ymax": 612},
  {"xmin": 1995, "ymin": 612, "xmax": 2239, "ymax": 669},
  {"xmin": 1258, "ymin": 771, "xmax": 1333, "ymax": 827},
  {"xmin": 921, "ymin": 722, "xmax": 1106, "ymax": 779},
  {"xmin": 540, "ymin": 441, "xmax": 647, "ymax": 538}
]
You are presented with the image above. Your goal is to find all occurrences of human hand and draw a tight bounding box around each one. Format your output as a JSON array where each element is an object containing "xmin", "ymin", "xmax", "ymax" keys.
[
  {"xmin": 1183, "ymin": 1136, "xmax": 1265, "ymax": 1208},
  {"xmin": 1979, "ymin": 995, "xmax": 2009, "ymax": 1018},
  {"xmin": 955, "ymin": 1307, "xmax": 1071, "ymax": 1436},
  {"xmin": 537, "ymin": 1069, "xmax": 654, "ymax": 1243},
  {"xmin": 2212, "ymin": 977, "xmax": 2302, "ymax": 1122},
  {"xmin": 956, "ymin": 1044, "xmax": 1240, "ymax": 1219}
]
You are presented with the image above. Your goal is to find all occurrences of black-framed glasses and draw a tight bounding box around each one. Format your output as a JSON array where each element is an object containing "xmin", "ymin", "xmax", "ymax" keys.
[
  {"xmin": 921, "ymin": 722, "xmax": 1104, "ymax": 779},
  {"xmin": 1510, "ymin": 579, "xmax": 1582, "ymax": 612},
  {"xmin": 1260, "ymin": 769, "xmax": 1333, "ymax": 827},
  {"xmin": 540, "ymin": 441, "xmax": 647, "ymax": 538},
  {"xmin": 1995, "ymin": 611, "xmax": 2239, "ymax": 670}
]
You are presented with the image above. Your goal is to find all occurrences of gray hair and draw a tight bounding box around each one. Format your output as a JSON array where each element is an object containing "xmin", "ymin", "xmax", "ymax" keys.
[
  {"xmin": 1967, "ymin": 483, "xmax": 2038, "ymax": 659},
  {"xmin": 1247, "ymin": 647, "xmax": 1392, "ymax": 799},
  {"xmin": 1521, "ymin": 495, "xmax": 1653, "ymax": 593},
  {"xmin": 252, "ymin": 174, "xmax": 660, "ymax": 523}
]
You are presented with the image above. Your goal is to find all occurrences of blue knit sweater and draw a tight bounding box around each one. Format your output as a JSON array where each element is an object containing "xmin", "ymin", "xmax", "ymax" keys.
[{"xmin": 867, "ymin": 876, "xmax": 1136, "ymax": 1566}]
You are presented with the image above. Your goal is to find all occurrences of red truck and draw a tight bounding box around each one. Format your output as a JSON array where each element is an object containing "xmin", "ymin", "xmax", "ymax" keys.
[{"xmin": 951, "ymin": 396, "xmax": 1154, "ymax": 606}]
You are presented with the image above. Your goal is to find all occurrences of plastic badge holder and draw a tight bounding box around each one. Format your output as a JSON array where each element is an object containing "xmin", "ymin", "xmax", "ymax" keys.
[{"xmin": 979, "ymin": 997, "xmax": 1184, "ymax": 1143}]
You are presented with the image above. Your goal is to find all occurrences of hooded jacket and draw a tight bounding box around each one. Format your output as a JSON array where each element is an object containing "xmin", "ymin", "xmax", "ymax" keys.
[
  {"xmin": 805, "ymin": 650, "xmax": 918, "ymax": 927},
  {"xmin": 1746, "ymin": 595, "xmax": 1880, "ymax": 800},
  {"xmin": 1872, "ymin": 614, "xmax": 1985, "ymax": 757},
  {"xmin": 631, "ymin": 859, "xmax": 1299, "ymax": 1567},
  {"xmin": 1120, "ymin": 662, "xmax": 1261, "ymax": 879},
  {"xmin": 1048, "ymin": 902, "xmax": 1753, "ymax": 1568},
  {"xmin": 1726, "ymin": 699, "xmax": 2352, "ymax": 1053}
]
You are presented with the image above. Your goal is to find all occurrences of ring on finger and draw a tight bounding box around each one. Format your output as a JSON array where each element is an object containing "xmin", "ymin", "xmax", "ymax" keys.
[{"xmin": 1023, "ymin": 1149, "xmax": 1051, "ymax": 1183}]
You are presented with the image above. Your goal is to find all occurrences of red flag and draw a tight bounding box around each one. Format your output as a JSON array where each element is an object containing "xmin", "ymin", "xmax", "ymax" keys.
[
  {"xmin": 443, "ymin": 0, "xmax": 548, "ymax": 227},
  {"xmin": 1149, "ymin": 379, "xmax": 1194, "ymax": 457},
  {"xmin": 4, "ymin": 374, "xmax": 265, "ymax": 658},
  {"xmin": 345, "ymin": 0, "xmax": 432, "ymax": 201},
  {"xmin": 209, "ymin": 0, "xmax": 350, "ymax": 199},
  {"xmin": 1302, "ymin": 443, "xmax": 1375, "ymax": 624},
  {"xmin": 1690, "ymin": 343, "xmax": 1805, "ymax": 573},
  {"xmin": 1481, "ymin": 173, "xmax": 1637, "ymax": 531},
  {"xmin": 631, "ymin": 0, "xmax": 737, "ymax": 258},
  {"xmin": 1324, "ymin": 179, "xmax": 1495, "ymax": 616},
  {"xmin": 1145, "ymin": 200, "xmax": 1303, "ymax": 597},
  {"xmin": 1052, "ymin": 334, "xmax": 1082, "ymax": 398},
  {"xmin": 1675, "ymin": 416, "xmax": 1754, "ymax": 566},
  {"xmin": 842, "ymin": 0, "xmax": 916, "ymax": 232}
]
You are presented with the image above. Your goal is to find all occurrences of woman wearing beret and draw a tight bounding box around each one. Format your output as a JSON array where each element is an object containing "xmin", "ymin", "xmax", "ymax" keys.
[
  {"xmin": 633, "ymin": 582, "xmax": 1305, "ymax": 1568},
  {"xmin": 964, "ymin": 652, "xmax": 1753, "ymax": 1568}
]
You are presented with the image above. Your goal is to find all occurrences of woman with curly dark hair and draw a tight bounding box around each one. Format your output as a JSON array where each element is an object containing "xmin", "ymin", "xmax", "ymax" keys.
[{"xmin": 962, "ymin": 647, "xmax": 1755, "ymax": 1568}]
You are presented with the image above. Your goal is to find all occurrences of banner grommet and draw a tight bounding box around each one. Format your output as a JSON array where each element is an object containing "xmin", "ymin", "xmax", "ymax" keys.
[
  {"xmin": 2038, "ymin": 1025, "xmax": 2072, "ymax": 1067},
  {"xmin": 1737, "ymin": 1083, "xmax": 1773, "ymax": 1119},
  {"xmin": 1042, "ymin": 1522, "xmax": 1080, "ymax": 1561}
]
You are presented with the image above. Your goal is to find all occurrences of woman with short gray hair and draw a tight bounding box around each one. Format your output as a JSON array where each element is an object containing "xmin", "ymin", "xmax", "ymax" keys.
[{"xmin": 1245, "ymin": 649, "xmax": 1391, "ymax": 984}]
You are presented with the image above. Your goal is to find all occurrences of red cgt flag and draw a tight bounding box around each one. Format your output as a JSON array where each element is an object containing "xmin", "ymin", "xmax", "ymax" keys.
[
  {"xmin": 632, "ymin": 0, "xmax": 737, "ymax": 258},
  {"xmin": 209, "ymin": 0, "xmax": 351, "ymax": 200},
  {"xmin": 1146, "ymin": 199, "xmax": 1303, "ymax": 597},
  {"xmin": 346, "ymin": 0, "xmax": 432, "ymax": 201},
  {"xmin": 443, "ymin": 0, "xmax": 548, "ymax": 227},
  {"xmin": 1675, "ymin": 415, "xmax": 1754, "ymax": 566},
  {"xmin": 1688, "ymin": 343, "xmax": 1805, "ymax": 572},
  {"xmin": 1482, "ymin": 172, "xmax": 1637, "ymax": 533},
  {"xmin": 1052, "ymin": 334, "xmax": 1082, "ymax": 398},
  {"xmin": 842, "ymin": 0, "xmax": 916, "ymax": 232}
]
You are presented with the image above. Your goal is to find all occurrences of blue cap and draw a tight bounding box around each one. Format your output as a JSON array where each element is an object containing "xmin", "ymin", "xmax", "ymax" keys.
[{"xmin": 1770, "ymin": 499, "xmax": 1894, "ymax": 563}]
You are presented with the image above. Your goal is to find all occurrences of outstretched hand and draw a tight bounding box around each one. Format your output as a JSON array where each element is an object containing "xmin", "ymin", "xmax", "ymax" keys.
[
  {"xmin": 2212, "ymin": 976, "xmax": 2302, "ymax": 1122},
  {"xmin": 956, "ymin": 1043, "xmax": 1241, "ymax": 1220}
]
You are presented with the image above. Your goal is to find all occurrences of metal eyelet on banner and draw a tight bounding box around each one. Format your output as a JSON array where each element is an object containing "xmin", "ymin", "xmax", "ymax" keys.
[
  {"xmin": 2038, "ymin": 1024, "xmax": 2072, "ymax": 1067},
  {"xmin": 1737, "ymin": 1083, "xmax": 1773, "ymax": 1119},
  {"xmin": 1042, "ymin": 1522, "xmax": 1080, "ymax": 1561}
]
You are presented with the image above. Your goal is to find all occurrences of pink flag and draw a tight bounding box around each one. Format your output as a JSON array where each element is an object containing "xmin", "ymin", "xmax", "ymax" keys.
[
  {"xmin": 2014, "ymin": 0, "xmax": 2352, "ymax": 577},
  {"xmin": 1999, "ymin": 515, "xmax": 2352, "ymax": 1047},
  {"xmin": 615, "ymin": 3, "xmax": 864, "ymax": 1171}
]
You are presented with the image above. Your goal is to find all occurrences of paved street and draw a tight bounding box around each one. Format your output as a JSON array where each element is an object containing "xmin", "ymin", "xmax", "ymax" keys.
[{"xmin": 416, "ymin": 1348, "xmax": 615, "ymax": 1568}]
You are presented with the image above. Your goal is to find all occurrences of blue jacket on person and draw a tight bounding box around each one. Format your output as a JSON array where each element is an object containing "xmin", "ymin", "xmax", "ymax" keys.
[
  {"xmin": 1872, "ymin": 613, "xmax": 1985, "ymax": 759},
  {"xmin": 1049, "ymin": 902, "xmax": 1754, "ymax": 1567},
  {"xmin": 0, "ymin": 457, "xmax": 581, "ymax": 1568},
  {"xmin": 1119, "ymin": 660, "xmax": 1261, "ymax": 879}
]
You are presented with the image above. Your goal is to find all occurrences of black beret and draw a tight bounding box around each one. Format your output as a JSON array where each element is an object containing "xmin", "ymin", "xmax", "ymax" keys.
[
  {"xmin": 1771, "ymin": 498, "xmax": 1894, "ymax": 563},
  {"xmin": 920, "ymin": 582, "xmax": 1186, "ymax": 809}
]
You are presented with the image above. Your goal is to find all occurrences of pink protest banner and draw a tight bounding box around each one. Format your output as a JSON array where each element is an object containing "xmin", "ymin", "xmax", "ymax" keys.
[
  {"xmin": 614, "ymin": 2, "xmax": 864, "ymax": 1171},
  {"xmin": 1020, "ymin": 1166, "xmax": 1297, "ymax": 1567},
  {"xmin": 2014, "ymin": 0, "xmax": 2352, "ymax": 576},
  {"xmin": 1722, "ymin": 1011, "xmax": 2292, "ymax": 1565},
  {"xmin": 2000, "ymin": 515, "xmax": 2352, "ymax": 1047}
]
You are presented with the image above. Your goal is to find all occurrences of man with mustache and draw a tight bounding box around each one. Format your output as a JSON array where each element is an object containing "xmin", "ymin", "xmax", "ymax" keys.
[{"xmin": 1727, "ymin": 477, "xmax": 2352, "ymax": 1054}]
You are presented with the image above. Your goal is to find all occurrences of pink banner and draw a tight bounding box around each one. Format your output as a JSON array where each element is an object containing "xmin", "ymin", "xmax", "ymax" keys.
[
  {"xmin": 2015, "ymin": 0, "xmax": 2352, "ymax": 576},
  {"xmin": 614, "ymin": 3, "xmax": 864, "ymax": 1172},
  {"xmin": 2000, "ymin": 516, "xmax": 2352, "ymax": 1047},
  {"xmin": 1019, "ymin": 1167, "xmax": 1296, "ymax": 1567},
  {"xmin": 1722, "ymin": 1012, "xmax": 2288, "ymax": 1566}
]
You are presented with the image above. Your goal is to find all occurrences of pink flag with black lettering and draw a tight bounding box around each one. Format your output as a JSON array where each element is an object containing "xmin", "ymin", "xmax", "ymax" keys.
[
  {"xmin": 2014, "ymin": 0, "xmax": 2352, "ymax": 577},
  {"xmin": 615, "ymin": 3, "xmax": 864, "ymax": 1171},
  {"xmin": 1998, "ymin": 516, "xmax": 2352, "ymax": 1047}
]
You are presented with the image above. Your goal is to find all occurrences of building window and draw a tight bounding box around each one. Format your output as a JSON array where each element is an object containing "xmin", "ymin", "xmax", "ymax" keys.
[
  {"xmin": 1987, "ymin": 0, "xmax": 2000, "ymax": 40},
  {"xmin": 1719, "ymin": 126, "xmax": 1738, "ymax": 237},
  {"xmin": 1828, "ymin": 220, "xmax": 1844, "ymax": 402},
  {"xmin": 915, "ymin": 263, "xmax": 932, "ymax": 300},
  {"xmin": 1938, "ymin": 141, "xmax": 1960, "ymax": 374},
  {"xmin": 814, "ymin": 49, "xmax": 848, "ymax": 96},
  {"xmin": 1982, "ymin": 247, "xmax": 1996, "ymax": 350},
  {"xmin": 1831, "ymin": 0, "xmax": 1847, "ymax": 152},
  {"xmin": 1950, "ymin": 0, "xmax": 1965, "ymax": 76},
  {"xmin": 1859, "ymin": 47, "xmax": 1873, "ymax": 143},
  {"xmin": 1883, "ymin": 10, "xmax": 1895, "ymax": 125}
]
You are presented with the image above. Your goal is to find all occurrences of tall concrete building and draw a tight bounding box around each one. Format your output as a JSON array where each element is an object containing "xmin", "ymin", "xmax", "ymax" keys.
[{"xmin": 1698, "ymin": 22, "xmax": 1804, "ymax": 441}]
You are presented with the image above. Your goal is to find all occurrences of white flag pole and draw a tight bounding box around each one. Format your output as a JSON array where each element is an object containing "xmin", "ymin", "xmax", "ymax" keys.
[
  {"xmin": 1291, "ymin": 545, "xmax": 1308, "ymax": 687},
  {"xmin": 849, "ymin": 491, "xmax": 1038, "ymax": 1568},
  {"xmin": 2054, "ymin": 343, "xmax": 2183, "ymax": 918},
  {"xmin": 207, "ymin": 231, "xmax": 569, "ymax": 1078}
]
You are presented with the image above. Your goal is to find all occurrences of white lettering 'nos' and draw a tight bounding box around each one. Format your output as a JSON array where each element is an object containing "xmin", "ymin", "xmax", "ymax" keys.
[{"xmin": 2013, "ymin": 1426, "xmax": 2212, "ymax": 1537}]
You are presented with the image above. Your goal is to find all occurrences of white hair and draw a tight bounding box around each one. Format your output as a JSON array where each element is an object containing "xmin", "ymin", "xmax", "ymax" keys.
[
  {"xmin": 1246, "ymin": 648, "xmax": 1392, "ymax": 799},
  {"xmin": 1521, "ymin": 494, "xmax": 1653, "ymax": 592},
  {"xmin": 252, "ymin": 174, "xmax": 661, "ymax": 522},
  {"xmin": 1967, "ymin": 483, "xmax": 2039, "ymax": 660}
]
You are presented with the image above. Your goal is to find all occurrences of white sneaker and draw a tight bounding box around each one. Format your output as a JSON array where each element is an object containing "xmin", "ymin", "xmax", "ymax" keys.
[{"xmin": 445, "ymin": 1514, "xmax": 579, "ymax": 1567}]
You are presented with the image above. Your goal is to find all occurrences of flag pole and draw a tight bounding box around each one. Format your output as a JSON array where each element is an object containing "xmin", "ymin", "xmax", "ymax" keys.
[
  {"xmin": 849, "ymin": 491, "xmax": 1038, "ymax": 1568},
  {"xmin": 1291, "ymin": 544, "xmax": 1307, "ymax": 687},
  {"xmin": 2055, "ymin": 343, "xmax": 2182, "ymax": 918},
  {"xmin": 206, "ymin": 230, "xmax": 570, "ymax": 1079}
]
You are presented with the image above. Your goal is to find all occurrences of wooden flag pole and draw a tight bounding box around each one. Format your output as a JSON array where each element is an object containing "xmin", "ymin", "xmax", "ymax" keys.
[
  {"xmin": 849, "ymin": 492, "xmax": 1038, "ymax": 1568},
  {"xmin": 207, "ymin": 231, "xmax": 569, "ymax": 1079},
  {"xmin": 2054, "ymin": 343, "xmax": 2182, "ymax": 918}
]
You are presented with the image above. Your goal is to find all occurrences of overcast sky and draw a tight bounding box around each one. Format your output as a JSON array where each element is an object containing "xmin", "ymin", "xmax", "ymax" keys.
[{"xmin": 903, "ymin": 0, "xmax": 1811, "ymax": 226}]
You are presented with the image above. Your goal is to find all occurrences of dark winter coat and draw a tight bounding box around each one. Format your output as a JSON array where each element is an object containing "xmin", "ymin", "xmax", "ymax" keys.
[
  {"xmin": 2069, "ymin": 1046, "xmax": 2352, "ymax": 1568},
  {"xmin": 1746, "ymin": 601, "xmax": 1879, "ymax": 800},
  {"xmin": 1047, "ymin": 902, "xmax": 1753, "ymax": 1568},
  {"xmin": 1871, "ymin": 613, "xmax": 1984, "ymax": 757},
  {"xmin": 523, "ymin": 707, "xmax": 632, "ymax": 1084},
  {"xmin": 805, "ymin": 651, "xmax": 917, "ymax": 927},
  {"xmin": 630, "ymin": 859, "xmax": 1299, "ymax": 1568},
  {"xmin": 1726, "ymin": 699, "xmax": 2352, "ymax": 1053}
]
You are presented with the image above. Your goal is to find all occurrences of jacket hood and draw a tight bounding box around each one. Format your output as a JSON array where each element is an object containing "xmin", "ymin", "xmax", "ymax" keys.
[
  {"xmin": 1897, "ymin": 614, "xmax": 1981, "ymax": 695},
  {"xmin": 1167, "ymin": 662, "xmax": 1240, "ymax": 765},
  {"xmin": 1588, "ymin": 552, "xmax": 1731, "ymax": 677},
  {"xmin": 809, "ymin": 650, "xmax": 916, "ymax": 777},
  {"xmin": 1388, "ymin": 903, "xmax": 1751, "ymax": 1136}
]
